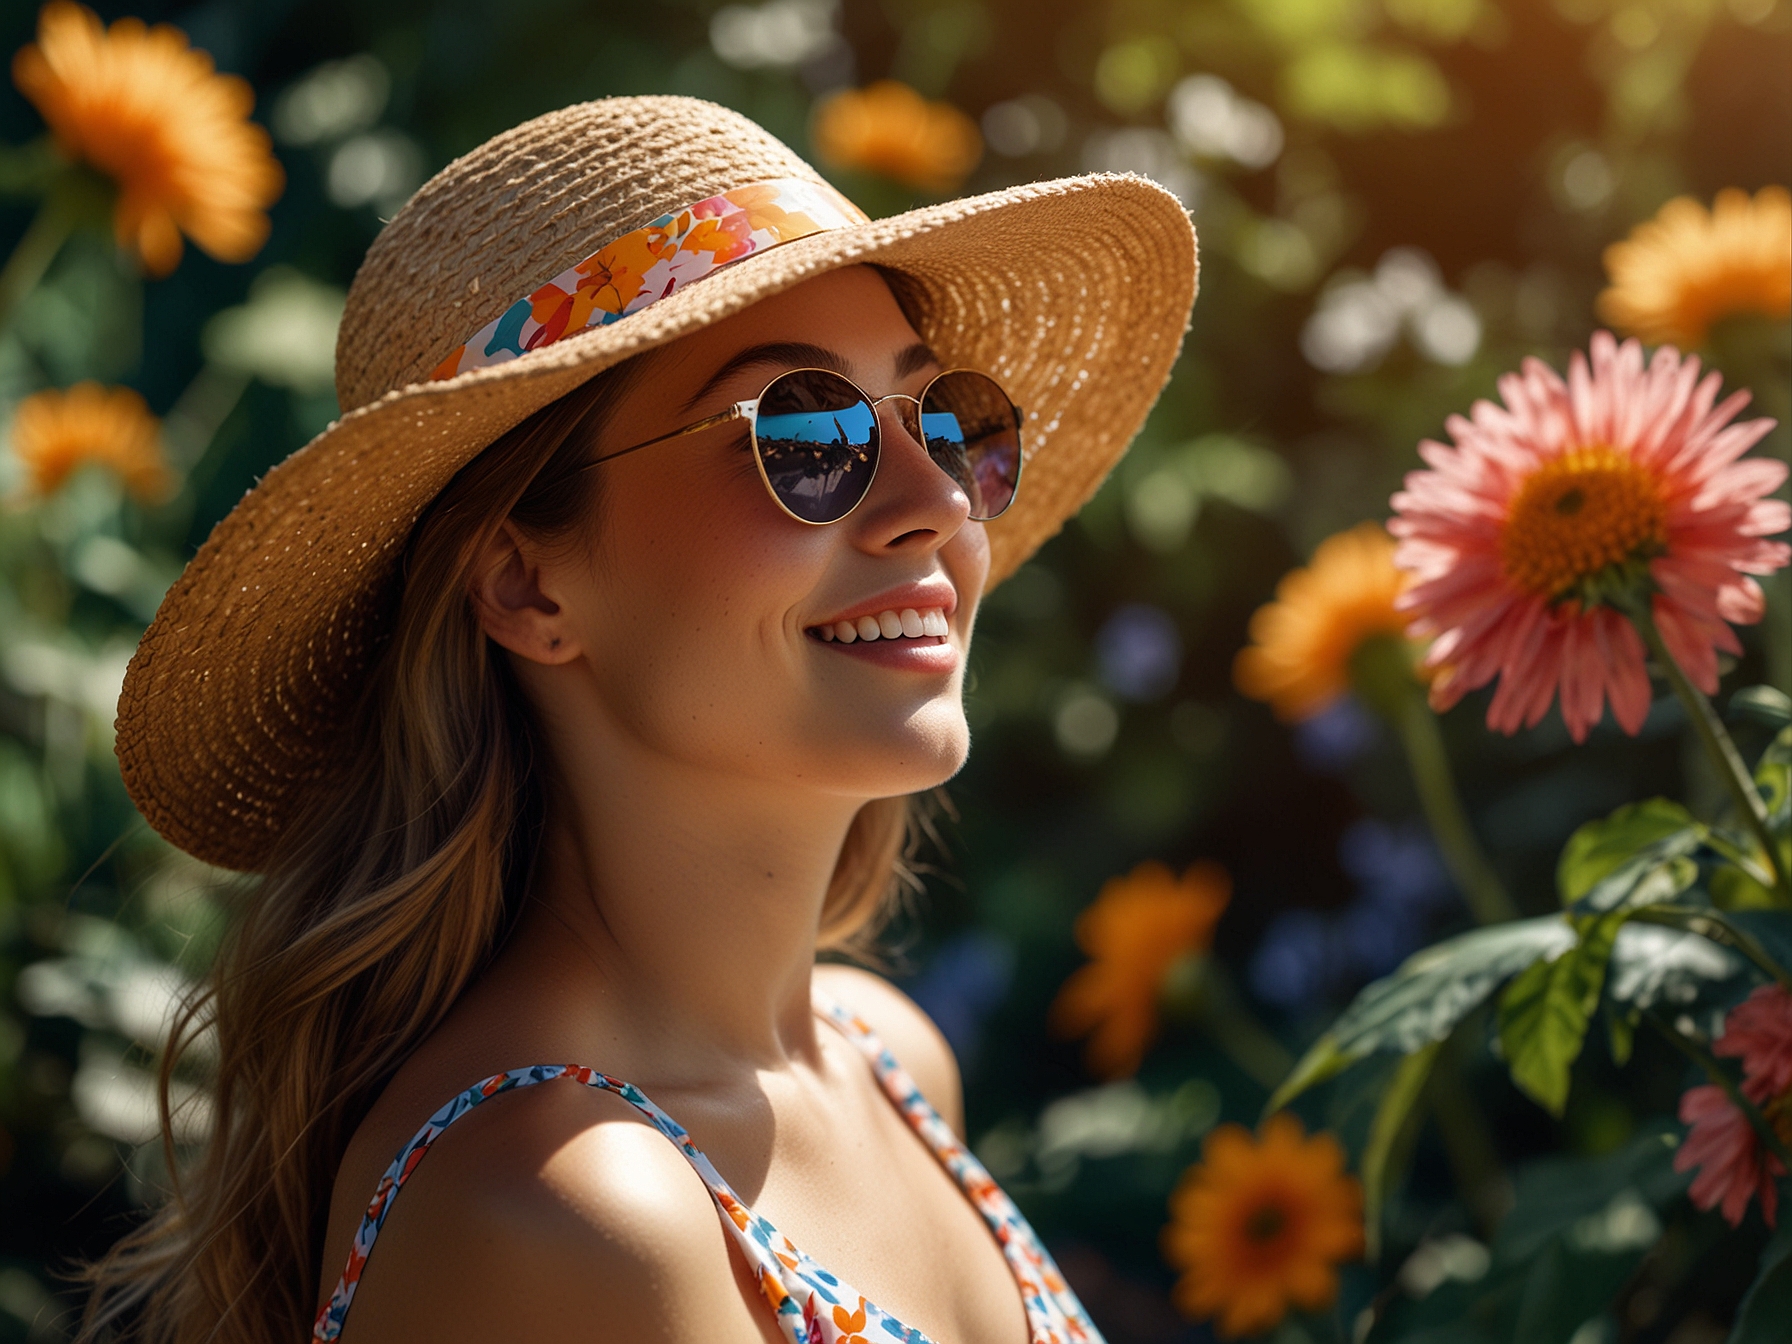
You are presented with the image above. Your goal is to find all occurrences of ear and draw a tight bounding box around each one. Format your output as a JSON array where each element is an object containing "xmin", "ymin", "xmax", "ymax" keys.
[{"xmin": 469, "ymin": 520, "xmax": 582, "ymax": 665}]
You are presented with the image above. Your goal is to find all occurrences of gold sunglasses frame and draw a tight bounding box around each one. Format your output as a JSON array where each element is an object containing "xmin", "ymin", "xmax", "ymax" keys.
[{"xmin": 584, "ymin": 366, "xmax": 1025, "ymax": 526}]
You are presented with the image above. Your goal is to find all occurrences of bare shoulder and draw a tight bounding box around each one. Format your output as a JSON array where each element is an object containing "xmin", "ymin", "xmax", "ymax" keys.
[
  {"xmin": 814, "ymin": 962, "xmax": 965, "ymax": 1134},
  {"xmin": 330, "ymin": 1078, "xmax": 772, "ymax": 1344}
]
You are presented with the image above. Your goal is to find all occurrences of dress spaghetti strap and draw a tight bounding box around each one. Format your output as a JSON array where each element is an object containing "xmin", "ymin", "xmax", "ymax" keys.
[{"xmin": 312, "ymin": 990, "xmax": 1100, "ymax": 1344}]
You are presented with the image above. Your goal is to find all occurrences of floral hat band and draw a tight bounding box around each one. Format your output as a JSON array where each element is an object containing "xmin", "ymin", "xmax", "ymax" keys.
[{"xmin": 430, "ymin": 177, "xmax": 869, "ymax": 381}]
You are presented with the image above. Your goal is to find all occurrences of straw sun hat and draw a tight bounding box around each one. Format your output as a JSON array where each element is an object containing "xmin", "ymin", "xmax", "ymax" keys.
[{"xmin": 115, "ymin": 95, "xmax": 1199, "ymax": 872}]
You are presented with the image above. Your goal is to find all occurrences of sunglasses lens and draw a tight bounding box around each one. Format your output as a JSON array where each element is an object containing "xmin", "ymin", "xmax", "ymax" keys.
[
  {"xmin": 753, "ymin": 369, "xmax": 879, "ymax": 523},
  {"xmin": 919, "ymin": 371, "xmax": 1022, "ymax": 521}
]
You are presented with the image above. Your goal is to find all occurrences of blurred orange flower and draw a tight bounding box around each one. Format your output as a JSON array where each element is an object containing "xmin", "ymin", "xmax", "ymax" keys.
[
  {"xmin": 812, "ymin": 80, "xmax": 981, "ymax": 194},
  {"xmin": 1049, "ymin": 860, "xmax": 1230, "ymax": 1079},
  {"xmin": 1233, "ymin": 522, "xmax": 1414, "ymax": 722},
  {"xmin": 1598, "ymin": 186, "xmax": 1791, "ymax": 348},
  {"xmin": 1162, "ymin": 1114, "xmax": 1364, "ymax": 1338},
  {"xmin": 10, "ymin": 382, "xmax": 171, "ymax": 501},
  {"xmin": 12, "ymin": 1, "xmax": 284, "ymax": 276}
]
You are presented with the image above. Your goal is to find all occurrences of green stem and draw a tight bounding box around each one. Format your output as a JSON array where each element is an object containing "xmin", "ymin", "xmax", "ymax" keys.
[
  {"xmin": 1628, "ymin": 600, "xmax": 1790, "ymax": 902},
  {"xmin": 1431, "ymin": 1021, "xmax": 1510, "ymax": 1236},
  {"xmin": 1350, "ymin": 635, "xmax": 1518, "ymax": 925},
  {"xmin": 1393, "ymin": 687, "xmax": 1521, "ymax": 925},
  {"xmin": 1646, "ymin": 1010, "xmax": 1792, "ymax": 1171},
  {"xmin": 0, "ymin": 187, "xmax": 78, "ymax": 332},
  {"xmin": 1161, "ymin": 957, "xmax": 1293, "ymax": 1091}
]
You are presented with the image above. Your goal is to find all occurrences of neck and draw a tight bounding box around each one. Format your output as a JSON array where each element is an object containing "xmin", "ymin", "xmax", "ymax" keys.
[{"xmin": 505, "ymin": 719, "xmax": 864, "ymax": 1081}]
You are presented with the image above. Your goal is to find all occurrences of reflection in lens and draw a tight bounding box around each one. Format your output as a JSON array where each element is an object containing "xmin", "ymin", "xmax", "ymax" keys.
[
  {"xmin": 756, "ymin": 370, "xmax": 879, "ymax": 523},
  {"xmin": 920, "ymin": 371, "xmax": 1021, "ymax": 520}
]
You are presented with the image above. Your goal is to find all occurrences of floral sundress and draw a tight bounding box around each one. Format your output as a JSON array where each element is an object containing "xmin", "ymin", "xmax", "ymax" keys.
[{"xmin": 313, "ymin": 990, "xmax": 1102, "ymax": 1344}]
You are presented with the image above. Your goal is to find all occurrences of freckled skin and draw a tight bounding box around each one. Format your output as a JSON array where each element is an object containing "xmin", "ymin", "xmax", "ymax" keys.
[{"xmin": 316, "ymin": 268, "xmax": 1027, "ymax": 1344}]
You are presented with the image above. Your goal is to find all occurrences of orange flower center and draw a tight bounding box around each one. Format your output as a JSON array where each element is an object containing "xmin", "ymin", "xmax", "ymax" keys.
[
  {"xmin": 1244, "ymin": 1201, "xmax": 1289, "ymax": 1245},
  {"xmin": 1500, "ymin": 448, "xmax": 1667, "ymax": 599}
]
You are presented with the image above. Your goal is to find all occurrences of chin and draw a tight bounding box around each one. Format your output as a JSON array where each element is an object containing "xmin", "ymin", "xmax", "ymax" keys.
[{"xmin": 811, "ymin": 699, "xmax": 972, "ymax": 798}]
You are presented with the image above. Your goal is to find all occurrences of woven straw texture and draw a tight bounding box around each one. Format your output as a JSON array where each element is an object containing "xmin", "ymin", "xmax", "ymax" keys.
[{"xmin": 116, "ymin": 96, "xmax": 1198, "ymax": 871}]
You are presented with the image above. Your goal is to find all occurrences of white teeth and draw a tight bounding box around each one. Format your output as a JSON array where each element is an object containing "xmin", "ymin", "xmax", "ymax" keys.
[{"xmin": 815, "ymin": 606, "xmax": 950, "ymax": 642}]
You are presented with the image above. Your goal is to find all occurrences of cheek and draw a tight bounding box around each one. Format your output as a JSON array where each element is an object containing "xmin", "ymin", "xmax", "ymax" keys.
[
  {"xmin": 575, "ymin": 464, "xmax": 831, "ymax": 707},
  {"xmin": 947, "ymin": 522, "xmax": 992, "ymax": 634}
]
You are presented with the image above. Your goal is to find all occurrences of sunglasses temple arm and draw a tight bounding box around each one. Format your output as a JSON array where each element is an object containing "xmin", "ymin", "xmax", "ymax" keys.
[{"xmin": 582, "ymin": 403, "xmax": 752, "ymax": 469}]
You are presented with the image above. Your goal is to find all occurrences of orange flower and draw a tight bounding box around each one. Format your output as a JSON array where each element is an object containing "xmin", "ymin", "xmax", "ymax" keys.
[
  {"xmin": 812, "ymin": 80, "xmax": 981, "ymax": 194},
  {"xmin": 1049, "ymin": 860, "xmax": 1230, "ymax": 1079},
  {"xmin": 13, "ymin": 1, "xmax": 284, "ymax": 276},
  {"xmin": 1162, "ymin": 1114, "xmax": 1364, "ymax": 1338},
  {"xmin": 1598, "ymin": 186, "xmax": 1791, "ymax": 348},
  {"xmin": 1234, "ymin": 523, "xmax": 1414, "ymax": 722},
  {"xmin": 9, "ymin": 382, "xmax": 171, "ymax": 501}
]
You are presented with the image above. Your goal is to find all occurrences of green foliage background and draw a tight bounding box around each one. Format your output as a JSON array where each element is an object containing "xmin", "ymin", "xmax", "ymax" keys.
[{"xmin": 0, "ymin": 0, "xmax": 1787, "ymax": 1339}]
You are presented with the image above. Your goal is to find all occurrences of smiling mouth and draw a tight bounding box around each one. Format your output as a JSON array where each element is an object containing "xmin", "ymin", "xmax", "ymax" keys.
[{"xmin": 806, "ymin": 606, "xmax": 950, "ymax": 644}]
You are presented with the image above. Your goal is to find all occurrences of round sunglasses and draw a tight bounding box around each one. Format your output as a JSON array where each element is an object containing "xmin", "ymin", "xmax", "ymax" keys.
[{"xmin": 587, "ymin": 366, "xmax": 1024, "ymax": 525}]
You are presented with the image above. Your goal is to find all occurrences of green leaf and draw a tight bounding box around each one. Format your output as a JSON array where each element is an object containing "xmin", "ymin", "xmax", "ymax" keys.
[
  {"xmin": 1711, "ymin": 860, "xmax": 1780, "ymax": 912},
  {"xmin": 1604, "ymin": 921, "xmax": 1746, "ymax": 1014},
  {"xmin": 1729, "ymin": 685, "xmax": 1792, "ymax": 733},
  {"xmin": 1266, "ymin": 1037, "xmax": 1352, "ymax": 1115},
  {"xmin": 1361, "ymin": 1040, "xmax": 1442, "ymax": 1263},
  {"xmin": 1571, "ymin": 852, "xmax": 1700, "ymax": 918},
  {"xmin": 1268, "ymin": 917, "xmax": 1574, "ymax": 1112},
  {"xmin": 1756, "ymin": 726, "xmax": 1792, "ymax": 836},
  {"xmin": 1640, "ymin": 906, "xmax": 1792, "ymax": 988},
  {"xmin": 1730, "ymin": 1215, "xmax": 1792, "ymax": 1344},
  {"xmin": 1558, "ymin": 799, "xmax": 1702, "ymax": 906},
  {"xmin": 1497, "ymin": 913, "xmax": 1624, "ymax": 1116}
]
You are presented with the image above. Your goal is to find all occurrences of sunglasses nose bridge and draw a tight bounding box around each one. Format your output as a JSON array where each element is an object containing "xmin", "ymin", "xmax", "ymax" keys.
[{"xmin": 874, "ymin": 392, "xmax": 923, "ymax": 446}]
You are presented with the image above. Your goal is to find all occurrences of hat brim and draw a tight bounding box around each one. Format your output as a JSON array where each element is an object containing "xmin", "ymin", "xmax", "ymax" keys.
[{"xmin": 116, "ymin": 172, "xmax": 1198, "ymax": 871}]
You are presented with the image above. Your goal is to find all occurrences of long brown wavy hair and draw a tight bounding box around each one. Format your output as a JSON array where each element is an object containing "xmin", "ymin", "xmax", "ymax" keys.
[{"xmin": 77, "ymin": 354, "xmax": 925, "ymax": 1343}]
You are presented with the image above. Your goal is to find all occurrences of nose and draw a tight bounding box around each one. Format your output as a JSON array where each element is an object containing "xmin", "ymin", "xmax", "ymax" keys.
[
  {"xmin": 882, "ymin": 393, "xmax": 923, "ymax": 445},
  {"xmin": 852, "ymin": 394, "xmax": 972, "ymax": 552}
]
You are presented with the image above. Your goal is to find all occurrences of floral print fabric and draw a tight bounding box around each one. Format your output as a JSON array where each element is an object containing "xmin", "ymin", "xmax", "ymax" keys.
[
  {"xmin": 429, "ymin": 178, "xmax": 868, "ymax": 382},
  {"xmin": 312, "ymin": 990, "xmax": 1103, "ymax": 1344}
]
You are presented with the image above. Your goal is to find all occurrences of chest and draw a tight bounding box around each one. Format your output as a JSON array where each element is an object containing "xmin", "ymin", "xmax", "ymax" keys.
[{"xmin": 669, "ymin": 1065, "xmax": 1034, "ymax": 1344}]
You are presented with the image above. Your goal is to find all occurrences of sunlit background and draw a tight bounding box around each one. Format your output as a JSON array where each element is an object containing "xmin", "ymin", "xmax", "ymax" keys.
[{"xmin": 0, "ymin": 0, "xmax": 1788, "ymax": 1339}]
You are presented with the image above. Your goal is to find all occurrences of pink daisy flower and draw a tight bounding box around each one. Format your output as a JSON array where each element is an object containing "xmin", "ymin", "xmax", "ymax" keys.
[
  {"xmin": 1388, "ymin": 331, "xmax": 1789, "ymax": 741},
  {"xmin": 1675, "ymin": 1082, "xmax": 1782, "ymax": 1228},
  {"xmin": 1674, "ymin": 985, "xmax": 1792, "ymax": 1228},
  {"xmin": 1717, "ymin": 984, "xmax": 1792, "ymax": 1100}
]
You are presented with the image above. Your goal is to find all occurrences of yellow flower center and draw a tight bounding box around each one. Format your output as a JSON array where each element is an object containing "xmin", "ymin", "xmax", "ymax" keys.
[{"xmin": 1500, "ymin": 448, "xmax": 1667, "ymax": 599}]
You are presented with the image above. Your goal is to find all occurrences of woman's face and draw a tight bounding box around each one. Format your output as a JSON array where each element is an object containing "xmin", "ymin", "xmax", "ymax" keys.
[{"xmin": 495, "ymin": 265, "xmax": 990, "ymax": 801}]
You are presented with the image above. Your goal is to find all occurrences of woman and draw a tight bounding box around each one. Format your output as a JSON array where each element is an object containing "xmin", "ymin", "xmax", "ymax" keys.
[{"xmin": 91, "ymin": 97, "xmax": 1196, "ymax": 1343}]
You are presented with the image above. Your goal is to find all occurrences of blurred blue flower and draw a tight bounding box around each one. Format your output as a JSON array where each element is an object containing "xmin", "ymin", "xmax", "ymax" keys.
[
  {"xmin": 1340, "ymin": 818, "xmax": 1453, "ymax": 916},
  {"xmin": 1338, "ymin": 894, "xmax": 1437, "ymax": 980},
  {"xmin": 1096, "ymin": 603, "xmax": 1182, "ymax": 702},
  {"xmin": 905, "ymin": 931, "xmax": 1016, "ymax": 1066},
  {"xmin": 1250, "ymin": 820, "xmax": 1460, "ymax": 1012},
  {"xmin": 1249, "ymin": 908, "xmax": 1332, "ymax": 1010},
  {"xmin": 1338, "ymin": 820, "xmax": 1456, "ymax": 975},
  {"xmin": 1291, "ymin": 694, "xmax": 1378, "ymax": 771}
]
